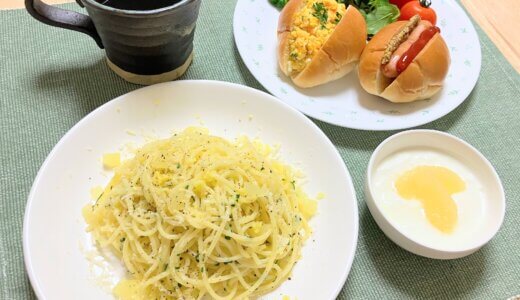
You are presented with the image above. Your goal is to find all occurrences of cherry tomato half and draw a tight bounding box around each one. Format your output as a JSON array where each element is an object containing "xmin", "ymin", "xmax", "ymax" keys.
[
  {"xmin": 389, "ymin": 0, "xmax": 414, "ymax": 9},
  {"xmin": 399, "ymin": 0, "xmax": 437, "ymax": 25}
]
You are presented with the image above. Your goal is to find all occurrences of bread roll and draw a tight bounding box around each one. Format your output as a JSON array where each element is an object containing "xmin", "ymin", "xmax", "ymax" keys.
[
  {"xmin": 277, "ymin": 0, "xmax": 367, "ymax": 88},
  {"xmin": 358, "ymin": 21, "xmax": 450, "ymax": 103}
]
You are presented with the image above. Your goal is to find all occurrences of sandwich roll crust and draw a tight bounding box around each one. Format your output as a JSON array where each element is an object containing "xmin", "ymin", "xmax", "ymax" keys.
[
  {"xmin": 277, "ymin": 0, "xmax": 305, "ymax": 76},
  {"xmin": 278, "ymin": 0, "xmax": 367, "ymax": 88}
]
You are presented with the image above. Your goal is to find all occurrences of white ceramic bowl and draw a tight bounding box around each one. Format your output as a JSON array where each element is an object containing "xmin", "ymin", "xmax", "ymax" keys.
[{"xmin": 365, "ymin": 130, "xmax": 505, "ymax": 259}]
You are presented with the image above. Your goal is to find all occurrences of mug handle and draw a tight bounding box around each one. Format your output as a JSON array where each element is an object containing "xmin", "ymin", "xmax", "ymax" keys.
[{"xmin": 25, "ymin": 0, "xmax": 104, "ymax": 48}]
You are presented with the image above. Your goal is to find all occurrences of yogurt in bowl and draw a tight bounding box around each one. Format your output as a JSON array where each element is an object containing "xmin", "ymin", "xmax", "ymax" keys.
[{"xmin": 365, "ymin": 130, "xmax": 505, "ymax": 259}]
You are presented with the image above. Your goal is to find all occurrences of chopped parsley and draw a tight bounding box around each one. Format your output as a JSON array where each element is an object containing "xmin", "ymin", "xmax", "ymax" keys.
[
  {"xmin": 224, "ymin": 235, "xmax": 231, "ymax": 240},
  {"xmin": 312, "ymin": 2, "xmax": 328, "ymax": 26},
  {"xmin": 334, "ymin": 11, "xmax": 342, "ymax": 24},
  {"xmin": 163, "ymin": 263, "xmax": 168, "ymax": 271}
]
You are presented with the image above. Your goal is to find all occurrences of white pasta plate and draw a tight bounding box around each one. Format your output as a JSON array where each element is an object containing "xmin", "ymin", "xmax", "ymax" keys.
[
  {"xmin": 23, "ymin": 80, "xmax": 358, "ymax": 300},
  {"xmin": 233, "ymin": 0, "xmax": 481, "ymax": 130}
]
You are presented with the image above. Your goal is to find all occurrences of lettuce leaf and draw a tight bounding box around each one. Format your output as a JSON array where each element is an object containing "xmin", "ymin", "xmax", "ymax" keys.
[
  {"xmin": 362, "ymin": 0, "xmax": 400, "ymax": 35},
  {"xmin": 268, "ymin": 0, "xmax": 399, "ymax": 36},
  {"xmin": 269, "ymin": 0, "xmax": 289, "ymax": 9}
]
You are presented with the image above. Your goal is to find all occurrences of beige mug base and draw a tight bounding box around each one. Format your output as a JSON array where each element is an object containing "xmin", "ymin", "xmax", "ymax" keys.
[{"xmin": 106, "ymin": 51, "xmax": 193, "ymax": 85}]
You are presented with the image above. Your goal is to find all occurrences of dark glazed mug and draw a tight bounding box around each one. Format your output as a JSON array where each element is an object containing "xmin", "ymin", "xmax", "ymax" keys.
[{"xmin": 25, "ymin": 0, "xmax": 201, "ymax": 85}]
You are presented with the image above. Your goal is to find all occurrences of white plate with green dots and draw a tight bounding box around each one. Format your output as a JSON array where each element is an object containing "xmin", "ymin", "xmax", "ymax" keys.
[{"xmin": 233, "ymin": 0, "xmax": 481, "ymax": 130}]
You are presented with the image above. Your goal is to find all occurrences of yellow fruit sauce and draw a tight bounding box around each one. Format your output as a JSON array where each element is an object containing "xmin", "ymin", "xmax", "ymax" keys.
[
  {"xmin": 395, "ymin": 166, "xmax": 466, "ymax": 233},
  {"xmin": 288, "ymin": 0, "xmax": 346, "ymax": 74}
]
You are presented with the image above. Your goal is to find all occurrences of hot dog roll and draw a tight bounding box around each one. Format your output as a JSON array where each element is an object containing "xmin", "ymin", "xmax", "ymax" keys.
[{"xmin": 358, "ymin": 15, "xmax": 450, "ymax": 103}]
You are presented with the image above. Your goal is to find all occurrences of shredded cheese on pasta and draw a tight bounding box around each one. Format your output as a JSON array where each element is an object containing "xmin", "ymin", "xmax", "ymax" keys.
[{"xmin": 83, "ymin": 127, "xmax": 316, "ymax": 300}]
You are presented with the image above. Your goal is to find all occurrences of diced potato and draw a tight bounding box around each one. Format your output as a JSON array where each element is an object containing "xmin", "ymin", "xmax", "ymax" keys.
[
  {"xmin": 114, "ymin": 279, "xmax": 143, "ymax": 300},
  {"xmin": 298, "ymin": 196, "xmax": 317, "ymax": 220},
  {"xmin": 103, "ymin": 152, "xmax": 121, "ymax": 169},
  {"xmin": 90, "ymin": 186, "xmax": 103, "ymax": 200}
]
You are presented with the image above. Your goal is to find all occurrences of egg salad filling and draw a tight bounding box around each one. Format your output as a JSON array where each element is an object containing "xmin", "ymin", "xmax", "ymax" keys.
[{"xmin": 288, "ymin": 0, "xmax": 347, "ymax": 75}]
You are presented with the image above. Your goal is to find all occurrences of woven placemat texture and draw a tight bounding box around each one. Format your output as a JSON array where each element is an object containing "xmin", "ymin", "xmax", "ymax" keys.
[{"xmin": 1, "ymin": 1, "xmax": 519, "ymax": 299}]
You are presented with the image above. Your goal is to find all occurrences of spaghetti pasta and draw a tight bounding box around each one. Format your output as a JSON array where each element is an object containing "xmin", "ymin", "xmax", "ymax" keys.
[{"xmin": 83, "ymin": 127, "xmax": 316, "ymax": 300}]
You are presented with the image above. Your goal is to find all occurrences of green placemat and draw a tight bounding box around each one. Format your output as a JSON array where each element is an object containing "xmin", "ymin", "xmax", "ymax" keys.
[{"xmin": 1, "ymin": 1, "xmax": 519, "ymax": 299}]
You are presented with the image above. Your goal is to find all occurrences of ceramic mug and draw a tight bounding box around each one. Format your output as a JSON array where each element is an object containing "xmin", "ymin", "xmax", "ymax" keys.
[{"xmin": 25, "ymin": 0, "xmax": 201, "ymax": 85}]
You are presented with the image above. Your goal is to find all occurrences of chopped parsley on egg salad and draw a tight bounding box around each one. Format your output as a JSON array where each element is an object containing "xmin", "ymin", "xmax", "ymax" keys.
[{"xmin": 288, "ymin": 0, "xmax": 347, "ymax": 75}]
